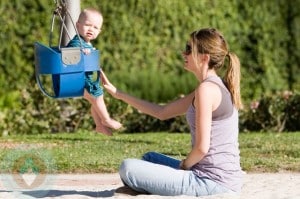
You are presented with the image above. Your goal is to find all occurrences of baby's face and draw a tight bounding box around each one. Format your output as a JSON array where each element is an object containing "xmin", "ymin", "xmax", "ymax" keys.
[{"xmin": 76, "ymin": 12, "xmax": 103, "ymax": 43}]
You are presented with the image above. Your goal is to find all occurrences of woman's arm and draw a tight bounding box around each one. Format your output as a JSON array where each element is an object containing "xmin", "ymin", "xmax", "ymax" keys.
[{"xmin": 101, "ymin": 71, "xmax": 195, "ymax": 120}]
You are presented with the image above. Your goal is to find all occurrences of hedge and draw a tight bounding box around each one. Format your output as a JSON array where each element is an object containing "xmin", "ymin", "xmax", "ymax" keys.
[{"xmin": 0, "ymin": 0, "xmax": 299, "ymax": 134}]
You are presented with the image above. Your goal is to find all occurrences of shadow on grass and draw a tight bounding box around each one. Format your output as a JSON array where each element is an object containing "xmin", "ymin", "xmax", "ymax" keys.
[
  {"xmin": 38, "ymin": 136, "xmax": 94, "ymax": 142},
  {"xmin": 110, "ymin": 138, "xmax": 155, "ymax": 144},
  {"xmin": 23, "ymin": 189, "xmax": 116, "ymax": 198},
  {"xmin": 36, "ymin": 134, "xmax": 156, "ymax": 144}
]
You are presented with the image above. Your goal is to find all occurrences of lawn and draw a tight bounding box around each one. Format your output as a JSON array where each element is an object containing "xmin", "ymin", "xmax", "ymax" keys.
[{"xmin": 0, "ymin": 131, "xmax": 299, "ymax": 173}]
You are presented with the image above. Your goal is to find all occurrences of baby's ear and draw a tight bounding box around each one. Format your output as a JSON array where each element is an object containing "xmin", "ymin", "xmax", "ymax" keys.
[{"xmin": 76, "ymin": 22, "xmax": 80, "ymax": 29}]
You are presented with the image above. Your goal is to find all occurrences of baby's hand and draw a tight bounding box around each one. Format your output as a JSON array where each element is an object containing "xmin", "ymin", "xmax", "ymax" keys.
[{"xmin": 82, "ymin": 48, "xmax": 91, "ymax": 54}]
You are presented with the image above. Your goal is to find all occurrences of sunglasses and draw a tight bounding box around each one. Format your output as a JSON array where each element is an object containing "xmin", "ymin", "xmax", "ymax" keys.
[{"xmin": 185, "ymin": 43, "xmax": 192, "ymax": 55}]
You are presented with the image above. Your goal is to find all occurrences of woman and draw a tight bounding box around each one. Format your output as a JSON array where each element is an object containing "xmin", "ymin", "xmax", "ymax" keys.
[{"xmin": 102, "ymin": 28, "xmax": 243, "ymax": 196}]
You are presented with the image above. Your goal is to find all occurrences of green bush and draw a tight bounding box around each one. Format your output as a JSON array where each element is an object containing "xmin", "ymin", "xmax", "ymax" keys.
[
  {"xmin": 2, "ymin": 85, "xmax": 299, "ymax": 135},
  {"xmin": 240, "ymin": 91, "xmax": 300, "ymax": 132},
  {"xmin": 285, "ymin": 94, "xmax": 300, "ymax": 131},
  {"xmin": 0, "ymin": 0, "xmax": 300, "ymax": 134},
  {"xmin": 0, "ymin": 87, "xmax": 93, "ymax": 135},
  {"xmin": 1, "ymin": 0, "xmax": 299, "ymax": 101},
  {"xmin": 0, "ymin": 86, "xmax": 189, "ymax": 135}
]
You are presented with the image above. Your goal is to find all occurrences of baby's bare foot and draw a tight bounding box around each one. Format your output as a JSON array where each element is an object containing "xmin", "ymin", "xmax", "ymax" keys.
[
  {"xmin": 102, "ymin": 119, "xmax": 122, "ymax": 130},
  {"xmin": 91, "ymin": 108, "xmax": 113, "ymax": 136},
  {"xmin": 95, "ymin": 123, "xmax": 113, "ymax": 136}
]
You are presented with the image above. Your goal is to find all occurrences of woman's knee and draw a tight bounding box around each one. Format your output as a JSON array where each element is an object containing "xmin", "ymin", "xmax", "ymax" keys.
[
  {"xmin": 119, "ymin": 159, "xmax": 132, "ymax": 173},
  {"xmin": 119, "ymin": 159, "xmax": 137, "ymax": 178},
  {"xmin": 119, "ymin": 159, "xmax": 142, "ymax": 186}
]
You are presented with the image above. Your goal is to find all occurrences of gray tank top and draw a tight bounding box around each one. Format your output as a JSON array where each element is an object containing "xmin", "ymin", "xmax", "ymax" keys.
[{"xmin": 186, "ymin": 76, "xmax": 243, "ymax": 192}]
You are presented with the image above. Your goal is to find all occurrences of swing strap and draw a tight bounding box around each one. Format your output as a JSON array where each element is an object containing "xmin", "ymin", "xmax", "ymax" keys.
[{"xmin": 50, "ymin": 0, "xmax": 83, "ymax": 50}]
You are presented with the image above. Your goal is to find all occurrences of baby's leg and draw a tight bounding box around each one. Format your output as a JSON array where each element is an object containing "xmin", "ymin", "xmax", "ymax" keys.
[
  {"xmin": 93, "ymin": 95, "xmax": 122, "ymax": 130},
  {"xmin": 84, "ymin": 91, "xmax": 122, "ymax": 130}
]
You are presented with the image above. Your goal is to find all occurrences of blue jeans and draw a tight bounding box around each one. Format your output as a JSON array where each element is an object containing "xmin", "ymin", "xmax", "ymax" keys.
[{"xmin": 119, "ymin": 152, "xmax": 234, "ymax": 196}]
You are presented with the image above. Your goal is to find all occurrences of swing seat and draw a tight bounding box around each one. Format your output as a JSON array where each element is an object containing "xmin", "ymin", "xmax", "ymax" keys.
[{"xmin": 34, "ymin": 42, "xmax": 100, "ymax": 98}]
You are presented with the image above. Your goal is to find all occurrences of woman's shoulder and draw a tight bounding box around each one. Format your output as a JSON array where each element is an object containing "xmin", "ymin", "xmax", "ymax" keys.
[
  {"xmin": 197, "ymin": 79, "xmax": 222, "ymax": 108},
  {"xmin": 198, "ymin": 80, "xmax": 220, "ymax": 94}
]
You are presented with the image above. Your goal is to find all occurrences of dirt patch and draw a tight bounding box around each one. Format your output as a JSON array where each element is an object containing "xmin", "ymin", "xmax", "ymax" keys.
[
  {"xmin": 0, "ymin": 142, "xmax": 58, "ymax": 149},
  {"xmin": 0, "ymin": 173, "xmax": 299, "ymax": 199}
]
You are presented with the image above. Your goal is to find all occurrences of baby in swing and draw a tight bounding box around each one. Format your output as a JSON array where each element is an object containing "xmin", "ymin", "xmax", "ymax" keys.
[{"xmin": 67, "ymin": 8, "xmax": 122, "ymax": 136}]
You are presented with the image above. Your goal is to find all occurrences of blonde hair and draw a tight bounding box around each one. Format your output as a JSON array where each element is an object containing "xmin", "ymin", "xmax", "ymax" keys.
[
  {"xmin": 190, "ymin": 28, "xmax": 243, "ymax": 109},
  {"xmin": 78, "ymin": 8, "xmax": 103, "ymax": 23}
]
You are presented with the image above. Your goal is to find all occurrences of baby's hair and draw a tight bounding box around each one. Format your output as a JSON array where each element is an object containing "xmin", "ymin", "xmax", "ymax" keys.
[{"xmin": 78, "ymin": 8, "xmax": 103, "ymax": 22}]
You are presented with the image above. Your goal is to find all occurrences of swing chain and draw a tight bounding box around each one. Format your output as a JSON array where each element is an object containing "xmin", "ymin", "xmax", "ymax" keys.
[
  {"xmin": 49, "ymin": 0, "xmax": 83, "ymax": 50},
  {"xmin": 53, "ymin": 0, "xmax": 67, "ymax": 17}
]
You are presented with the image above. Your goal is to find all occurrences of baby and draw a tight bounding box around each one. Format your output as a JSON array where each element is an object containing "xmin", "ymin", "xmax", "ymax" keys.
[{"xmin": 67, "ymin": 8, "xmax": 122, "ymax": 135}]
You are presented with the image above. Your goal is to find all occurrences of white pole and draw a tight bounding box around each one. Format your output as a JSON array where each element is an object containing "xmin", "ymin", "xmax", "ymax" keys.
[{"xmin": 62, "ymin": 0, "xmax": 80, "ymax": 46}]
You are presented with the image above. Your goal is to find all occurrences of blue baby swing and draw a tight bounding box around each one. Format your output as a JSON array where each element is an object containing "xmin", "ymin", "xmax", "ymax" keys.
[{"xmin": 34, "ymin": 0, "xmax": 100, "ymax": 98}]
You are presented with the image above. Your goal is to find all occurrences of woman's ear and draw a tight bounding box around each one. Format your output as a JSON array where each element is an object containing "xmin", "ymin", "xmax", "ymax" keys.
[
  {"xmin": 202, "ymin": 54, "xmax": 210, "ymax": 63},
  {"xmin": 198, "ymin": 54, "xmax": 210, "ymax": 65}
]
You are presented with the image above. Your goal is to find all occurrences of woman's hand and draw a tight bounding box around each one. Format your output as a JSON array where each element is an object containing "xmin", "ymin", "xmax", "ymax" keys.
[
  {"xmin": 179, "ymin": 159, "xmax": 190, "ymax": 170},
  {"xmin": 101, "ymin": 71, "xmax": 119, "ymax": 98}
]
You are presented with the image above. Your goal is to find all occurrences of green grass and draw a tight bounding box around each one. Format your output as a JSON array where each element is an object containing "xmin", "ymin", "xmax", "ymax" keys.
[
  {"xmin": 239, "ymin": 132, "xmax": 300, "ymax": 172},
  {"xmin": 0, "ymin": 131, "xmax": 299, "ymax": 173}
]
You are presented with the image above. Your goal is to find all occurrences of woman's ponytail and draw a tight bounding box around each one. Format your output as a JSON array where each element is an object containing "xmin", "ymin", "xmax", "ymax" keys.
[{"xmin": 225, "ymin": 52, "xmax": 243, "ymax": 110}]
